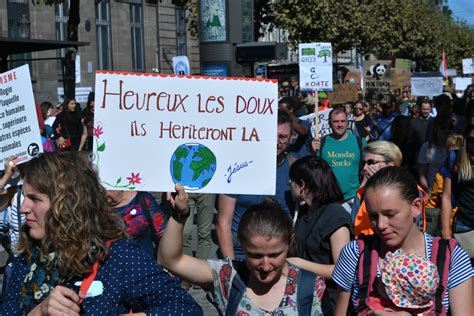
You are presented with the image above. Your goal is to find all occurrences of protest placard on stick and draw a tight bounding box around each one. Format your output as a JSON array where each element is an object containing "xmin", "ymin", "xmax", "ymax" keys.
[
  {"xmin": 363, "ymin": 60, "xmax": 391, "ymax": 103},
  {"xmin": 93, "ymin": 71, "xmax": 278, "ymax": 195},
  {"xmin": 462, "ymin": 58, "xmax": 474, "ymax": 75},
  {"xmin": 299, "ymin": 43, "xmax": 333, "ymax": 91},
  {"xmin": 0, "ymin": 65, "xmax": 43, "ymax": 168}
]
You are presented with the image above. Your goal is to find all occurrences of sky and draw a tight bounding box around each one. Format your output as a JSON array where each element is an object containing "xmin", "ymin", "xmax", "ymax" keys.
[{"xmin": 448, "ymin": 0, "xmax": 474, "ymax": 26}]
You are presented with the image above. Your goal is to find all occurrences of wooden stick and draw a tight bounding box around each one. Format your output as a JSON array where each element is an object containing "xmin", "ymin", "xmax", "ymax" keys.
[{"xmin": 314, "ymin": 89, "xmax": 319, "ymax": 136}]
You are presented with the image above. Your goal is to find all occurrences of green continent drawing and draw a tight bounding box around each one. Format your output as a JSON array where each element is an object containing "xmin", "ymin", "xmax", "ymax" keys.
[{"xmin": 170, "ymin": 143, "xmax": 217, "ymax": 190}]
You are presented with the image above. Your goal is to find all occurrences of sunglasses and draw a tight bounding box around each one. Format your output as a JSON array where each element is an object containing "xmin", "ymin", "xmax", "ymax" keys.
[
  {"xmin": 354, "ymin": 107, "xmax": 363, "ymax": 110},
  {"xmin": 364, "ymin": 159, "xmax": 386, "ymax": 165}
]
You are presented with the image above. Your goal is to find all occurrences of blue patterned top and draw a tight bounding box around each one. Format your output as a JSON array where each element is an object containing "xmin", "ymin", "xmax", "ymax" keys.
[{"xmin": 1, "ymin": 239, "xmax": 202, "ymax": 315}]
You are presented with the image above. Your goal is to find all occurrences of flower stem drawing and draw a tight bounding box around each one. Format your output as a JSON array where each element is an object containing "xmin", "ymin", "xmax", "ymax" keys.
[{"xmin": 93, "ymin": 124, "xmax": 139, "ymax": 190}]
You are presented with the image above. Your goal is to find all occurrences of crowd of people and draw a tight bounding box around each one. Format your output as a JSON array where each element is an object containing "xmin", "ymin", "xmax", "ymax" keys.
[{"xmin": 0, "ymin": 82, "xmax": 473, "ymax": 315}]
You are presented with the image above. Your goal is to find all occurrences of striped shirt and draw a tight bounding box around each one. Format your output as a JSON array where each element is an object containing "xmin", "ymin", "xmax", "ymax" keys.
[
  {"xmin": 8, "ymin": 191, "xmax": 25, "ymax": 251},
  {"xmin": 332, "ymin": 233, "xmax": 473, "ymax": 311}
]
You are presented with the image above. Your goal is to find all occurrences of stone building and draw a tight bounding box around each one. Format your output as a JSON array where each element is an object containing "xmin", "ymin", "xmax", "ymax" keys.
[{"xmin": 0, "ymin": 0, "xmax": 200, "ymax": 104}]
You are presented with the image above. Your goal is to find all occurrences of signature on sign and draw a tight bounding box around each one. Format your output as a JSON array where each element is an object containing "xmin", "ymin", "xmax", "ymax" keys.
[{"xmin": 224, "ymin": 160, "xmax": 254, "ymax": 183}]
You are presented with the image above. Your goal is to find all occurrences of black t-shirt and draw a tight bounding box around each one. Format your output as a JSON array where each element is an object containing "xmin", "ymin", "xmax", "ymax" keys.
[
  {"xmin": 354, "ymin": 116, "xmax": 371, "ymax": 138},
  {"xmin": 294, "ymin": 202, "xmax": 353, "ymax": 314},
  {"xmin": 294, "ymin": 202, "xmax": 352, "ymax": 265},
  {"xmin": 455, "ymin": 176, "xmax": 474, "ymax": 229}
]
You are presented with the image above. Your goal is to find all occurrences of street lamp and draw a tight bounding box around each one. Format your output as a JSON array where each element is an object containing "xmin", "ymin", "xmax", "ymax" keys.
[{"xmin": 17, "ymin": 14, "xmax": 31, "ymax": 39}]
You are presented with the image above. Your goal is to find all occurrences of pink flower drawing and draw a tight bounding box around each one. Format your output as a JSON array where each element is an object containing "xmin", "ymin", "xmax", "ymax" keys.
[
  {"xmin": 127, "ymin": 172, "xmax": 141, "ymax": 185},
  {"xmin": 93, "ymin": 126, "xmax": 104, "ymax": 138}
]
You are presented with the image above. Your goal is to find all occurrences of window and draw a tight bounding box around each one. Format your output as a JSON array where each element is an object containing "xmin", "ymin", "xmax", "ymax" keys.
[
  {"xmin": 176, "ymin": 8, "xmax": 187, "ymax": 56},
  {"xmin": 130, "ymin": 3, "xmax": 145, "ymax": 71},
  {"xmin": 55, "ymin": 2, "xmax": 68, "ymax": 73},
  {"xmin": 7, "ymin": 0, "xmax": 31, "ymax": 70},
  {"xmin": 96, "ymin": 2, "xmax": 113, "ymax": 70}
]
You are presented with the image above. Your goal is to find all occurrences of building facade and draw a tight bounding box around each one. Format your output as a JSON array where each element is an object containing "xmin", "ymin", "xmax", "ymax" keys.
[{"xmin": 0, "ymin": 0, "xmax": 200, "ymax": 104}]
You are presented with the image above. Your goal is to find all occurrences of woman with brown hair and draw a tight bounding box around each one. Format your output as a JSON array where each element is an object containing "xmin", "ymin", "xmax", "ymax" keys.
[{"xmin": 1, "ymin": 153, "xmax": 201, "ymax": 315}]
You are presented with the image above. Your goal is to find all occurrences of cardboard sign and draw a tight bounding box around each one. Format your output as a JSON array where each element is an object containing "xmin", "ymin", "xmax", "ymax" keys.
[
  {"xmin": 327, "ymin": 84, "xmax": 358, "ymax": 105},
  {"xmin": 299, "ymin": 108, "xmax": 332, "ymax": 139},
  {"xmin": 363, "ymin": 60, "xmax": 391, "ymax": 103},
  {"xmin": 463, "ymin": 58, "xmax": 474, "ymax": 75},
  {"xmin": 0, "ymin": 65, "xmax": 43, "ymax": 168},
  {"xmin": 93, "ymin": 71, "xmax": 278, "ymax": 194},
  {"xmin": 299, "ymin": 43, "xmax": 333, "ymax": 91},
  {"xmin": 411, "ymin": 76, "xmax": 443, "ymax": 97},
  {"xmin": 343, "ymin": 71, "xmax": 361, "ymax": 86},
  {"xmin": 391, "ymin": 69, "xmax": 411, "ymax": 90},
  {"xmin": 395, "ymin": 58, "xmax": 411, "ymax": 71}
]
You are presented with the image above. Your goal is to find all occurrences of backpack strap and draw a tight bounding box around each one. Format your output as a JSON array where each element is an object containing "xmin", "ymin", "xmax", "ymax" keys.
[
  {"xmin": 431, "ymin": 237, "xmax": 457, "ymax": 316},
  {"xmin": 225, "ymin": 260, "xmax": 248, "ymax": 316},
  {"xmin": 136, "ymin": 192, "xmax": 160, "ymax": 253},
  {"xmin": 356, "ymin": 235, "xmax": 380, "ymax": 313},
  {"xmin": 296, "ymin": 268, "xmax": 317, "ymax": 316},
  {"xmin": 79, "ymin": 240, "xmax": 113, "ymax": 304},
  {"xmin": 317, "ymin": 135, "xmax": 327, "ymax": 157}
]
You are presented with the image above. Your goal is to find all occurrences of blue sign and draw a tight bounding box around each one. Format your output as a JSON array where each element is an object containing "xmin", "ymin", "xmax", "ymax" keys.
[{"xmin": 202, "ymin": 65, "xmax": 228, "ymax": 77}]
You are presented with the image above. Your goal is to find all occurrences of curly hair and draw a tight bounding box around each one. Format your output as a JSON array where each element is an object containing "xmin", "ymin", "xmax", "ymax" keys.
[{"xmin": 17, "ymin": 152, "xmax": 126, "ymax": 279}]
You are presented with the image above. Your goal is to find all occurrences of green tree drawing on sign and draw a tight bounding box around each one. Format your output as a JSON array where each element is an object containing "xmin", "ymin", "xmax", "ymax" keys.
[{"xmin": 318, "ymin": 49, "xmax": 331, "ymax": 62}]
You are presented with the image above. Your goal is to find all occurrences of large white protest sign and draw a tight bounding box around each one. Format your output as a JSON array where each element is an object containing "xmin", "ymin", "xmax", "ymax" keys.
[
  {"xmin": 94, "ymin": 71, "xmax": 278, "ymax": 194},
  {"xmin": 299, "ymin": 108, "xmax": 332, "ymax": 139},
  {"xmin": 299, "ymin": 43, "xmax": 333, "ymax": 91},
  {"xmin": 462, "ymin": 58, "xmax": 474, "ymax": 75},
  {"xmin": 411, "ymin": 77, "xmax": 443, "ymax": 98},
  {"xmin": 0, "ymin": 65, "xmax": 43, "ymax": 169},
  {"xmin": 454, "ymin": 77, "xmax": 473, "ymax": 93}
]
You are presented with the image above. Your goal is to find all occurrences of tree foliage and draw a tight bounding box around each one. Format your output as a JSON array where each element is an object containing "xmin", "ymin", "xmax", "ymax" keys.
[{"xmin": 267, "ymin": 0, "xmax": 474, "ymax": 71}]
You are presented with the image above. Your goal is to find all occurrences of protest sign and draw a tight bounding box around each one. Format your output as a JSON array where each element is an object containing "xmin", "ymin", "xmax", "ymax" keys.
[
  {"xmin": 327, "ymin": 84, "xmax": 358, "ymax": 105},
  {"xmin": 93, "ymin": 71, "xmax": 278, "ymax": 195},
  {"xmin": 299, "ymin": 108, "xmax": 332, "ymax": 139},
  {"xmin": 0, "ymin": 65, "xmax": 43, "ymax": 168},
  {"xmin": 343, "ymin": 71, "xmax": 361, "ymax": 86},
  {"xmin": 453, "ymin": 77, "xmax": 473, "ymax": 93},
  {"xmin": 395, "ymin": 58, "xmax": 411, "ymax": 71},
  {"xmin": 391, "ymin": 69, "xmax": 411, "ymax": 91},
  {"xmin": 411, "ymin": 76, "xmax": 443, "ymax": 97},
  {"xmin": 462, "ymin": 58, "xmax": 474, "ymax": 74},
  {"xmin": 363, "ymin": 60, "xmax": 391, "ymax": 103},
  {"xmin": 299, "ymin": 43, "xmax": 333, "ymax": 91},
  {"xmin": 172, "ymin": 56, "xmax": 190, "ymax": 75}
]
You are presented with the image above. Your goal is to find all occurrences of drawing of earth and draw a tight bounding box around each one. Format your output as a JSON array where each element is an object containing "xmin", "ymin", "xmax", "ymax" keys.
[{"xmin": 170, "ymin": 143, "xmax": 217, "ymax": 190}]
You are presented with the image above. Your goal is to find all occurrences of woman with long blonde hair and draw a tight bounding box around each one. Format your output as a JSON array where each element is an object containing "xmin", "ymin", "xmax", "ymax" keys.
[{"xmin": 441, "ymin": 124, "xmax": 474, "ymax": 242}]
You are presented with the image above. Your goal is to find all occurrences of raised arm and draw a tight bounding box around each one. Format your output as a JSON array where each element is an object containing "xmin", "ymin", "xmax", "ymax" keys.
[
  {"xmin": 216, "ymin": 194, "xmax": 236, "ymax": 259},
  {"xmin": 157, "ymin": 184, "xmax": 213, "ymax": 288},
  {"xmin": 78, "ymin": 121, "xmax": 88, "ymax": 151},
  {"xmin": 440, "ymin": 176, "xmax": 452, "ymax": 239}
]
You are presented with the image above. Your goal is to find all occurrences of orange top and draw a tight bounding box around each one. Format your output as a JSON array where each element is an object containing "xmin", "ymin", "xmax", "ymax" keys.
[{"xmin": 354, "ymin": 185, "xmax": 427, "ymax": 238}]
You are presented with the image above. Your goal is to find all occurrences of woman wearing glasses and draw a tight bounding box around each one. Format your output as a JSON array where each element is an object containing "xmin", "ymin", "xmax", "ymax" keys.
[{"xmin": 351, "ymin": 141, "xmax": 427, "ymax": 237}]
